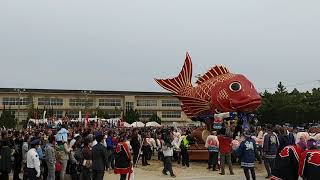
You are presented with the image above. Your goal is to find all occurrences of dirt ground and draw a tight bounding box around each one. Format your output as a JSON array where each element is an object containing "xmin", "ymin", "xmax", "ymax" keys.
[
  {"xmin": 103, "ymin": 159, "xmax": 268, "ymax": 180},
  {"xmin": 10, "ymin": 159, "xmax": 268, "ymax": 180}
]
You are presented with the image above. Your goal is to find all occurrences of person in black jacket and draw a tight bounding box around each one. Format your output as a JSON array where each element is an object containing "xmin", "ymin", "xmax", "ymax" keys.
[
  {"xmin": 0, "ymin": 137, "xmax": 12, "ymax": 180},
  {"xmin": 13, "ymin": 131, "xmax": 23, "ymax": 180},
  {"xmin": 92, "ymin": 133, "xmax": 108, "ymax": 180},
  {"xmin": 130, "ymin": 128, "xmax": 141, "ymax": 167}
]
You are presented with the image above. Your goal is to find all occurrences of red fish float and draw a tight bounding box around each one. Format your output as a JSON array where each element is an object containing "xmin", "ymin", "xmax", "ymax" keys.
[{"xmin": 155, "ymin": 52, "xmax": 262, "ymax": 118}]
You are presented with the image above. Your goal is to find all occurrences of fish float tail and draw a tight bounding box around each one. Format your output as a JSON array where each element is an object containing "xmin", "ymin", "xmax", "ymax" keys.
[{"xmin": 155, "ymin": 52, "xmax": 193, "ymax": 94}]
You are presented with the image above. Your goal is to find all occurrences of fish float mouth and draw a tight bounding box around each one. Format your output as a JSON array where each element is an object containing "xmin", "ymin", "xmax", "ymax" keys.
[{"xmin": 231, "ymin": 98, "xmax": 262, "ymax": 112}]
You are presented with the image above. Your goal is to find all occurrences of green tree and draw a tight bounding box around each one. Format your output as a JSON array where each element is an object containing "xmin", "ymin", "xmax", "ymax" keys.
[
  {"xmin": 27, "ymin": 94, "xmax": 35, "ymax": 119},
  {"xmin": 257, "ymin": 82, "xmax": 320, "ymax": 125},
  {"xmin": 149, "ymin": 113, "xmax": 161, "ymax": 124},
  {"xmin": 124, "ymin": 108, "xmax": 140, "ymax": 124},
  {"xmin": 95, "ymin": 107, "xmax": 110, "ymax": 119},
  {"xmin": 0, "ymin": 106, "xmax": 17, "ymax": 128}
]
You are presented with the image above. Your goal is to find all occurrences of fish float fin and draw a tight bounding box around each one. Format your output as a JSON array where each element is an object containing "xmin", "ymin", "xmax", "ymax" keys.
[
  {"xmin": 196, "ymin": 65, "xmax": 230, "ymax": 85},
  {"xmin": 155, "ymin": 52, "xmax": 193, "ymax": 94},
  {"xmin": 181, "ymin": 104, "xmax": 194, "ymax": 118},
  {"xmin": 176, "ymin": 95, "xmax": 210, "ymax": 116}
]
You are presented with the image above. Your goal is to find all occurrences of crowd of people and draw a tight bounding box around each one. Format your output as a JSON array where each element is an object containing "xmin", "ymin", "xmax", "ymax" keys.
[{"xmin": 0, "ymin": 122, "xmax": 319, "ymax": 180}]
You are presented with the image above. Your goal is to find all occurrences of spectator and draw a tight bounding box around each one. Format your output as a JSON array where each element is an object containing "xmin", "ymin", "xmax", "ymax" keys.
[
  {"xmin": 205, "ymin": 131, "xmax": 219, "ymax": 171},
  {"xmin": 92, "ymin": 133, "xmax": 108, "ymax": 180},
  {"xmin": 263, "ymin": 127, "xmax": 279, "ymax": 178},
  {"xmin": 45, "ymin": 135, "xmax": 56, "ymax": 180},
  {"xmin": 218, "ymin": 129, "xmax": 234, "ymax": 175}
]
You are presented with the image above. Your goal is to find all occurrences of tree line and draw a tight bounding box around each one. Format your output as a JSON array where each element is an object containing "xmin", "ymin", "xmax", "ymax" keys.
[{"xmin": 257, "ymin": 82, "xmax": 320, "ymax": 125}]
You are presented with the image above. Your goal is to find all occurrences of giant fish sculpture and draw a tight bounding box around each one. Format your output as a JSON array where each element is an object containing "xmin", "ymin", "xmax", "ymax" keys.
[{"xmin": 155, "ymin": 52, "xmax": 262, "ymax": 119}]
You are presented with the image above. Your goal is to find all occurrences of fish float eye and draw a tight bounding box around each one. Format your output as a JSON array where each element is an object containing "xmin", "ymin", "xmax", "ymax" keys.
[{"xmin": 229, "ymin": 82, "xmax": 242, "ymax": 92}]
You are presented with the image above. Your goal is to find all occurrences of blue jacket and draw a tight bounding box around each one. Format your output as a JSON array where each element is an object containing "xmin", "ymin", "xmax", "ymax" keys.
[
  {"xmin": 106, "ymin": 137, "xmax": 114, "ymax": 150},
  {"xmin": 36, "ymin": 146, "xmax": 44, "ymax": 160},
  {"xmin": 56, "ymin": 128, "xmax": 68, "ymax": 142},
  {"xmin": 236, "ymin": 137, "xmax": 257, "ymax": 168}
]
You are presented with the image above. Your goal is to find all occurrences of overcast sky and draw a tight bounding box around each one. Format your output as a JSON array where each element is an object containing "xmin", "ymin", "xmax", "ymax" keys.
[{"xmin": 0, "ymin": 0, "xmax": 319, "ymax": 92}]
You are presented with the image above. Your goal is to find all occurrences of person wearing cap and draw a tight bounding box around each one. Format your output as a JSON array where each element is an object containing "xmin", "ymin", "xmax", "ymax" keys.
[
  {"xmin": 298, "ymin": 139, "xmax": 320, "ymax": 180},
  {"xmin": 180, "ymin": 130, "xmax": 195, "ymax": 168},
  {"xmin": 92, "ymin": 133, "xmax": 108, "ymax": 180},
  {"xmin": 236, "ymin": 131, "xmax": 257, "ymax": 180},
  {"xmin": 26, "ymin": 137, "xmax": 41, "ymax": 180}
]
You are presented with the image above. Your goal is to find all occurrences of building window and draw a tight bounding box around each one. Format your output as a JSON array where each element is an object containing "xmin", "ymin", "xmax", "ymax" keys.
[
  {"xmin": 108, "ymin": 111, "xmax": 121, "ymax": 118},
  {"xmin": 38, "ymin": 98, "xmax": 63, "ymax": 106},
  {"xmin": 3, "ymin": 97, "xmax": 31, "ymax": 105},
  {"xmin": 99, "ymin": 99, "xmax": 121, "ymax": 106},
  {"xmin": 53, "ymin": 110, "xmax": 63, "ymax": 118},
  {"xmin": 125, "ymin": 102, "xmax": 134, "ymax": 110},
  {"xmin": 162, "ymin": 111, "xmax": 181, "ymax": 118},
  {"xmin": 69, "ymin": 99, "xmax": 94, "ymax": 107},
  {"xmin": 66, "ymin": 111, "xmax": 80, "ymax": 119},
  {"xmin": 162, "ymin": 100, "xmax": 180, "ymax": 107},
  {"xmin": 136, "ymin": 99, "xmax": 157, "ymax": 106},
  {"xmin": 138, "ymin": 111, "xmax": 155, "ymax": 118}
]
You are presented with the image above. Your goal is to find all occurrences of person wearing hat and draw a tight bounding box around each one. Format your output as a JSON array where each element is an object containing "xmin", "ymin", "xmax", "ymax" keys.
[
  {"xmin": 236, "ymin": 131, "xmax": 257, "ymax": 180},
  {"xmin": 92, "ymin": 133, "xmax": 108, "ymax": 180},
  {"xmin": 26, "ymin": 137, "xmax": 41, "ymax": 180},
  {"xmin": 298, "ymin": 139, "xmax": 320, "ymax": 180}
]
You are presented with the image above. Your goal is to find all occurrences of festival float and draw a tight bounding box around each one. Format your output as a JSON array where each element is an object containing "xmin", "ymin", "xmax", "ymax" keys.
[{"xmin": 155, "ymin": 52, "xmax": 262, "ymax": 160}]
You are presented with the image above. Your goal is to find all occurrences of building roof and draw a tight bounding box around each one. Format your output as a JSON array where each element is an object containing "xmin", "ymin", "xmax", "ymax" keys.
[{"xmin": 0, "ymin": 88, "xmax": 173, "ymax": 96}]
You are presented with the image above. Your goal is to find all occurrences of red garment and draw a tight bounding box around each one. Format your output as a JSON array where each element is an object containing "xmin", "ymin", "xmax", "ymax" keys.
[
  {"xmin": 218, "ymin": 135, "xmax": 232, "ymax": 154},
  {"xmin": 114, "ymin": 142, "xmax": 132, "ymax": 175},
  {"xmin": 298, "ymin": 149, "xmax": 320, "ymax": 179}
]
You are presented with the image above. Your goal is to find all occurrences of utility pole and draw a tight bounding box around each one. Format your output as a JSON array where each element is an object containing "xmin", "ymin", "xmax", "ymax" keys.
[{"xmin": 14, "ymin": 88, "xmax": 26, "ymax": 123}]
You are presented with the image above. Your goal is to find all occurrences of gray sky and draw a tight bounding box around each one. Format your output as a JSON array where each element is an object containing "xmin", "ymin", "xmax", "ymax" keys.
[{"xmin": 1, "ymin": 0, "xmax": 320, "ymax": 92}]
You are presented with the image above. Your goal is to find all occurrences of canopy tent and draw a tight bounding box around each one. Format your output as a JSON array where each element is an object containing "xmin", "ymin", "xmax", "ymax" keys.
[
  {"xmin": 131, "ymin": 121, "xmax": 145, "ymax": 127},
  {"xmin": 120, "ymin": 122, "xmax": 131, "ymax": 128},
  {"xmin": 146, "ymin": 121, "xmax": 161, "ymax": 127}
]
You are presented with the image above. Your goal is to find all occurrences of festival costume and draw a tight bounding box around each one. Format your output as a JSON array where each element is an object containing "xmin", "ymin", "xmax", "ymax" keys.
[
  {"xmin": 271, "ymin": 145, "xmax": 302, "ymax": 180},
  {"xmin": 114, "ymin": 142, "xmax": 132, "ymax": 180},
  {"xmin": 236, "ymin": 137, "xmax": 257, "ymax": 180},
  {"xmin": 298, "ymin": 149, "xmax": 320, "ymax": 180}
]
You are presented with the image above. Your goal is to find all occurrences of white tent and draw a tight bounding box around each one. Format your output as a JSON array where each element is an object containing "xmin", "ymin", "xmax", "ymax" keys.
[
  {"xmin": 146, "ymin": 121, "xmax": 161, "ymax": 127},
  {"xmin": 122, "ymin": 122, "xmax": 131, "ymax": 128},
  {"xmin": 131, "ymin": 121, "xmax": 145, "ymax": 127}
]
